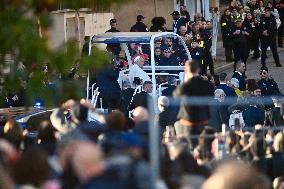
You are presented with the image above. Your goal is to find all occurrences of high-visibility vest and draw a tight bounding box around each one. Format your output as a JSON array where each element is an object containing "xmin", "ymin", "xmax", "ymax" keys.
[{"xmin": 199, "ymin": 40, "xmax": 204, "ymax": 48}]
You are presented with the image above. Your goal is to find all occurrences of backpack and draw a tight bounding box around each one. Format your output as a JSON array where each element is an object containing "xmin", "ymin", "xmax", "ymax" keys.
[{"xmin": 229, "ymin": 110, "xmax": 245, "ymax": 130}]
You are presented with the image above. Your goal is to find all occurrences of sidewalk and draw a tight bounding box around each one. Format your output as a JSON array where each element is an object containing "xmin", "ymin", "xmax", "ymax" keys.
[{"xmin": 214, "ymin": 41, "xmax": 284, "ymax": 74}]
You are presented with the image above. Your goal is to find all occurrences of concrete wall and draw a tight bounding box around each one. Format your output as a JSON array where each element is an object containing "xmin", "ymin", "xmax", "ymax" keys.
[
  {"xmin": 111, "ymin": 0, "xmax": 175, "ymax": 32},
  {"xmin": 48, "ymin": 10, "xmax": 113, "ymax": 49}
]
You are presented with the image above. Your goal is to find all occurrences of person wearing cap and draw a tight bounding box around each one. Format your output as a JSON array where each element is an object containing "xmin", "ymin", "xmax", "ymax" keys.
[
  {"xmin": 232, "ymin": 18, "xmax": 250, "ymax": 69},
  {"xmin": 259, "ymin": 6, "xmax": 282, "ymax": 67},
  {"xmin": 106, "ymin": 19, "xmax": 121, "ymax": 56},
  {"xmin": 128, "ymin": 56, "xmax": 150, "ymax": 88},
  {"xmin": 257, "ymin": 66, "xmax": 281, "ymax": 96},
  {"xmin": 106, "ymin": 19, "xmax": 120, "ymax": 33},
  {"xmin": 156, "ymin": 96, "xmax": 177, "ymax": 131},
  {"xmin": 230, "ymin": 6, "xmax": 241, "ymax": 23},
  {"xmin": 171, "ymin": 5, "xmax": 191, "ymax": 33},
  {"xmin": 130, "ymin": 15, "xmax": 148, "ymax": 32},
  {"xmin": 159, "ymin": 48, "xmax": 180, "ymax": 66}
]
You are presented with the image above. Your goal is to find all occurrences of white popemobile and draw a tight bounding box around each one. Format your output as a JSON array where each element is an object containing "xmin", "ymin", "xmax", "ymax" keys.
[{"xmin": 88, "ymin": 32, "xmax": 191, "ymax": 113}]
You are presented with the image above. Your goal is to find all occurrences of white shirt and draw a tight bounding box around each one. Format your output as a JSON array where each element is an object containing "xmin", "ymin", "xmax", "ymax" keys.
[{"xmin": 128, "ymin": 64, "xmax": 151, "ymax": 88}]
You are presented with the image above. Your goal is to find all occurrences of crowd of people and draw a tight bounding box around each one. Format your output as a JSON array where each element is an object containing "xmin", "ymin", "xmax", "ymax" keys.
[
  {"xmin": 1, "ymin": 1, "xmax": 284, "ymax": 189},
  {"xmin": 0, "ymin": 60, "xmax": 284, "ymax": 189}
]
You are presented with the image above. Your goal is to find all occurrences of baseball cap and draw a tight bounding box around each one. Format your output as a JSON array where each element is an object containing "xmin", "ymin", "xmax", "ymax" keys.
[
  {"xmin": 191, "ymin": 37, "xmax": 198, "ymax": 43},
  {"xmin": 137, "ymin": 15, "xmax": 145, "ymax": 21},
  {"xmin": 260, "ymin": 66, "xmax": 268, "ymax": 72},
  {"xmin": 110, "ymin": 19, "xmax": 117, "ymax": 24},
  {"xmin": 170, "ymin": 11, "xmax": 180, "ymax": 16},
  {"xmin": 164, "ymin": 48, "xmax": 172, "ymax": 53}
]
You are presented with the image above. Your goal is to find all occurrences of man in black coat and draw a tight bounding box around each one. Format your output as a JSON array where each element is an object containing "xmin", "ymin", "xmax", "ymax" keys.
[
  {"xmin": 130, "ymin": 15, "xmax": 148, "ymax": 32},
  {"xmin": 171, "ymin": 6, "xmax": 191, "ymax": 33},
  {"xmin": 162, "ymin": 76, "xmax": 178, "ymax": 97},
  {"xmin": 257, "ymin": 66, "xmax": 281, "ymax": 96},
  {"xmin": 232, "ymin": 62, "xmax": 246, "ymax": 91},
  {"xmin": 259, "ymin": 7, "xmax": 282, "ymax": 67},
  {"xmin": 106, "ymin": 19, "xmax": 120, "ymax": 33},
  {"xmin": 106, "ymin": 19, "xmax": 121, "ymax": 55},
  {"xmin": 128, "ymin": 81, "xmax": 153, "ymax": 111},
  {"xmin": 121, "ymin": 80, "xmax": 135, "ymax": 113},
  {"xmin": 175, "ymin": 60, "xmax": 214, "ymax": 148},
  {"xmin": 96, "ymin": 65, "xmax": 122, "ymax": 112},
  {"xmin": 159, "ymin": 48, "xmax": 180, "ymax": 66}
]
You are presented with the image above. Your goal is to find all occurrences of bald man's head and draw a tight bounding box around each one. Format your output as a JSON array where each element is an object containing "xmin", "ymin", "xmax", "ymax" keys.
[
  {"xmin": 202, "ymin": 161, "xmax": 270, "ymax": 189},
  {"xmin": 133, "ymin": 106, "xmax": 149, "ymax": 123},
  {"xmin": 72, "ymin": 141, "xmax": 104, "ymax": 182}
]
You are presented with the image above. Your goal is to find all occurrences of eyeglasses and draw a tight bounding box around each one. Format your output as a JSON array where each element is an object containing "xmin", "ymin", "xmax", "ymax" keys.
[
  {"xmin": 260, "ymin": 71, "xmax": 267, "ymax": 75},
  {"xmin": 164, "ymin": 51, "xmax": 171, "ymax": 53}
]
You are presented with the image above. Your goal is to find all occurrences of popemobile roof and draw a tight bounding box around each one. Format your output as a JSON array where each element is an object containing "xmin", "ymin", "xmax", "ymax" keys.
[{"xmin": 92, "ymin": 32, "xmax": 171, "ymax": 44}]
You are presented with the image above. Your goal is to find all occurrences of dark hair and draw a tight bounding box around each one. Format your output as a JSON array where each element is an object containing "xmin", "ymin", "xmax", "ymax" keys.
[
  {"xmin": 219, "ymin": 73, "xmax": 227, "ymax": 81},
  {"xmin": 71, "ymin": 103, "xmax": 88, "ymax": 122},
  {"xmin": 37, "ymin": 121, "xmax": 56, "ymax": 142},
  {"xmin": 106, "ymin": 110, "xmax": 127, "ymax": 131},
  {"xmin": 143, "ymin": 81, "xmax": 153, "ymax": 89},
  {"xmin": 4, "ymin": 120, "xmax": 23, "ymax": 149},
  {"xmin": 267, "ymin": 1, "xmax": 274, "ymax": 8},
  {"xmin": 151, "ymin": 17, "xmax": 166, "ymax": 27},
  {"xmin": 12, "ymin": 147, "xmax": 50, "ymax": 187},
  {"xmin": 185, "ymin": 60, "xmax": 200, "ymax": 73},
  {"xmin": 246, "ymin": 79, "xmax": 257, "ymax": 92}
]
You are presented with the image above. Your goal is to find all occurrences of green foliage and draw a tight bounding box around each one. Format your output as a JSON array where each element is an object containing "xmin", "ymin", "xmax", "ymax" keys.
[{"xmin": 0, "ymin": 0, "xmax": 131, "ymax": 108}]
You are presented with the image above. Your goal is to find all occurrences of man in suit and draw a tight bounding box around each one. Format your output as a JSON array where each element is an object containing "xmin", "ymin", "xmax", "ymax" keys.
[
  {"xmin": 128, "ymin": 81, "xmax": 153, "ymax": 110},
  {"xmin": 162, "ymin": 76, "xmax": 178, "ymax": 97},
  {"xmin": 232, "ymin": 62, "xmax": 246, "ymax": 91},
  {"xmin": 216, "ymin": 73, "xmax": 237, "ymax": 97}
]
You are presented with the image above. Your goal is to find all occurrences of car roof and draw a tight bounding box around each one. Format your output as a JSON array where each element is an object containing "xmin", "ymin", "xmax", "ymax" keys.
[{"xmin": 91, "ymin": 32, "xmax": 161, "ymax": 44}]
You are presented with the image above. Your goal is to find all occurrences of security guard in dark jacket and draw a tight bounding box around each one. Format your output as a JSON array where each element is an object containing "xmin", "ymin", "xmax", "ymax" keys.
[
  {"xmin": 257, "ymin": 66, "xmax": 281, "ymax": 96},
  {"xmin": 199, "ymin": 21, "xmax": 214, "ymax": 75},
  {"xmin": 259, "ymin": 7, "xmax": 282, "ymax": 67},
  {"xmin": 130, "ymin": 15, "xmax": 148, "ymax": 32},
  {"xmin": 106, "ymin": 19, "xmax": 120, "ymax": 32},
  {"xmin": 221, "ymin": 8, "xmax": 234, "ymax": 62},
  {"xmin": 232, "ymin": 18, "xmax": 250, "ymax": 69},
  {"xmin": 106, "ymin": 19, "xmax": 121, "ymax": 55}
]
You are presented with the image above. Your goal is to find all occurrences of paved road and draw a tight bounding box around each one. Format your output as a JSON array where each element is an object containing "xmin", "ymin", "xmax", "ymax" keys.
[{"xmin": 215, "ymin": 48, "xmax": 284, "ymax": 93}]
